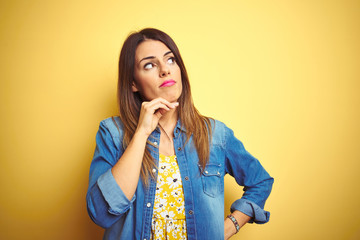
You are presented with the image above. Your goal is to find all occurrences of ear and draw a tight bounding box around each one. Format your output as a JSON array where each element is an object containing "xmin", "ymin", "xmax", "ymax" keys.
[{"xmin": 131, "ymin": 81, "xmax": 139, "ymax": 92}]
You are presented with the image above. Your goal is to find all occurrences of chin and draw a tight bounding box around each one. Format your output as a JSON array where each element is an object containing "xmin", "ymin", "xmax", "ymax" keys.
[{"xmin": 167, "ymin": 93, "xmax": 181, "ymax": 103}]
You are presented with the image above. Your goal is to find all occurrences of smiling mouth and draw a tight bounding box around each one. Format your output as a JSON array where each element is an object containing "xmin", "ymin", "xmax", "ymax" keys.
[{"xmin": 160, "ymin": 80, "xmax": 176, "ymax": 87}]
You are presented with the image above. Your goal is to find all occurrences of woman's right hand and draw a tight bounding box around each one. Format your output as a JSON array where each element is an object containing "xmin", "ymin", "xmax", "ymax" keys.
[{"xmin": 135, "ymin": 97, "xmax": 179, "ymax": 136}]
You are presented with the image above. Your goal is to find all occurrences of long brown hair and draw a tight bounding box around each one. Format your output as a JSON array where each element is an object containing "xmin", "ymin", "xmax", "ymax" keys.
[{"xmin": 117, "ymin": 28, "xmax": 212, "ymax": 185}]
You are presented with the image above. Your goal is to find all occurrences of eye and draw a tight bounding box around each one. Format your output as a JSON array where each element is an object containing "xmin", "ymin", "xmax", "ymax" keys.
[
  {"xmin": 144, "ymin": 62, "xmax": 154, "ymax": 70},
  {"xmin": 167, "ymin": 57, "xmax": 176, "ymax": 64}
]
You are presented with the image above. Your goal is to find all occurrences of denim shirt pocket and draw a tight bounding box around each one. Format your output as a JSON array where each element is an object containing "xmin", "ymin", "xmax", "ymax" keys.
[{"xmin": 199, "ymin": 163, "xmax": 223, "ymax": 197}]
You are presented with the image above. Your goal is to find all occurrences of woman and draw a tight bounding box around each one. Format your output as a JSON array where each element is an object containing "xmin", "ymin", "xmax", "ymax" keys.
[{"xmin": 86, "ymin": 28, "xmax": 274, "ymax": 240}]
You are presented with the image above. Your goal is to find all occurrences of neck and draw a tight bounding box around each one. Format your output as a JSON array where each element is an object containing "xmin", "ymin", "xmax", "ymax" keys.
[{"xmin": 158, "ymin": 108, "xmax": 178, "ymax": 131}]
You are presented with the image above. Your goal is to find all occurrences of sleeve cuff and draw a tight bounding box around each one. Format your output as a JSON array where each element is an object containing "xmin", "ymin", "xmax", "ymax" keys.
[
  {"xmin": 230, "ymin": 199, "xmax": 270, "ymax": 224},
  {"xmin": 97, "ymin": 169, "xmax": 136, "ymax": 215}
]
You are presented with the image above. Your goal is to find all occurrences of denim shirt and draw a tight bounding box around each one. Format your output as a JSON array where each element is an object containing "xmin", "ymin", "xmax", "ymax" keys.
[{"xmin": 86, "ymin": 117, "xmax": 274, "ymax": 240}]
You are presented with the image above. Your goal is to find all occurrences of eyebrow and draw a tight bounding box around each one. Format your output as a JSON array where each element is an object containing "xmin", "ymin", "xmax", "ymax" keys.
[{"xmin": 139, "ymin": 51, "xmax": 173, "ymax": 64}]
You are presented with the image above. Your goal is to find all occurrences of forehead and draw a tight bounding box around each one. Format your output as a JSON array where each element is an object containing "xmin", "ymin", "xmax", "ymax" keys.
[{"xmin": 135, "ymin": 40, "xmax": 171, "ymax": 61}]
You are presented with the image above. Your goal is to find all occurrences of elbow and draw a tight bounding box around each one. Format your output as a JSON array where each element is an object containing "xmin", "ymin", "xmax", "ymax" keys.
[
  {"xmin": 261, "ymin": 176, "xmax": 274, "ymax": 199},
  {"xmin": 86, "ymin": 181, "xmax": 134, "ymax": 229},
  {"xmin": 87, "ymin": 206, "xmax": 118, "ymax": 229},
  {"xmin": 86, "ymin": 195, "xmax": 117, "ymax": 229},
  {"xmin": 87, "ymin": 207, "xmax": 108, "ymax": 229},
  {"xmin": 268, "ymin": 176, "xmax": 274, "ymax": 192},
  {"xmin": 243, "ymin": 176, "xmax": 274, "ymax": 207},
  {"xmin": 91, "ymin": 216, "xmax": 114, "ymax": 229}
]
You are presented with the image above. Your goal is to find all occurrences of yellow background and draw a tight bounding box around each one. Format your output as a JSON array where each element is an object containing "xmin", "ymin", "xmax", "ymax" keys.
[{"xmin": 1, "ymin": 0, "xmax": 359, "ymax": 239}]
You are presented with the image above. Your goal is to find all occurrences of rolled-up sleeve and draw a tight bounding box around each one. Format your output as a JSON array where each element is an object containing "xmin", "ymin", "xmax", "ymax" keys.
[
  {"xmin": 86, "ymin": 120, "xmax": 135, "ymax": 228},
  {"xmin": 230, "ymin": 198, "xmax": 270, "ymax": 224},
  {"xmin": 224, "ymin": 125, "xmax": 274, "ymax": 224},
  {"xmin": 97, "ymin": 169, "xmax": 136, "ymax": 215}
]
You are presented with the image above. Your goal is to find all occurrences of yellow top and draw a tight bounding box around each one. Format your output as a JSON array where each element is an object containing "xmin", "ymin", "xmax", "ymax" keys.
[{"xmin": 151, "ymin": 154, "xmax": 187, "ymax": 240}]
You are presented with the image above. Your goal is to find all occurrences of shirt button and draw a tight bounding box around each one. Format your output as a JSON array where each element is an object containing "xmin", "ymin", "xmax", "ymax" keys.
[
  {"xmin": 205, "ymin": 171, "xmax": 209, "ymax": 174},
  {"xmin": 153, "ymin": 142, "xmax": 158, "ymax": 146},
  {"xmin": 217, "ymin": 171, "xmax": 220, "ymax": 176},
  {"xmin": 152, "ymin": 168, "xmax": 156, "ymax": 173},
  {"xmin": 185, "ymin": 176, "xmax": 189, "ymax": 181},
  {"xmin": 146, "ymin": 203, "xmax": 151, "ymax": 207},
  {"xmin": 188, "ymin": 210, "xmax": 194, "ymax": 215},
  {"xmin": 178, "ymin": 147, "xmax": 182, "ymax": 151}
]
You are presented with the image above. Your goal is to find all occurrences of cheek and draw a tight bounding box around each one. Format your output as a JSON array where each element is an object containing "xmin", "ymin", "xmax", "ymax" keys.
[
  {"xmin": 173, "ymin": 65, "xmax": 181, "ymax": 78},
  {"xmin": 177, "ymin": 69, "xmax": 182, "ymax": 85},
  {"xmin": 133, "ymin": 75, "xmax": 159, "ymax": 100},
  {"xmin": 134, "ymin": 74, "xmax": 152, "ymax": 90}
]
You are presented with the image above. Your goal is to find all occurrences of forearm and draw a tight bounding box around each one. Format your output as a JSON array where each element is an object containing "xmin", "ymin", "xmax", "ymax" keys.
[
  {"xmin": 111, "ymin": 130, "xmax": 148, "ymax": 200},
  {"xmin": 111, "ymin": 98, "xmax": 179, "ymax": 201},
  {"xmin": 224, "ymin": 210, "xmax": 251, "ymax": 240}
]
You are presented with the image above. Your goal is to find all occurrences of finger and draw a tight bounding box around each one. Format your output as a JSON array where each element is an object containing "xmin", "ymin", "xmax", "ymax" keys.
[
  {"xmin": 148, "ymin": 97, "xmax": 179, "ymax": 109},
  {"xmin": 144, "ymin": 98, "xmax": 173, "ymax": 108},
  {"xmin": 154, "ymin": 108, "xmax": 167, "ymax": 119},
  {"xmin": 170, "ymin": 101, "xmax": 179, "ymax": 108},
  {"xmin": 146, "ymin": 97, "xmax": 171, "ymax": 108},
  {"xmin": 143, "ymin": 102, "xmax": 171, "ymax": 113}
]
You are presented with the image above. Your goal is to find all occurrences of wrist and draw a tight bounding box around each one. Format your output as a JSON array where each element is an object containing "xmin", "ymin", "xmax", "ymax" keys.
[
  {"xmin": 227, "ymin": 214, "xmax": 240, "ymax": 234},
  {"xmin": 134, "ymin": 128, "xmax": 151, "ymax": 139},
  {"xmin": 224, "ymin": 217, "xmax": 237, "ymax": 238},
  {"xmin": 131, "ymin": 129, "xmax": 151, "ymax": 147}
]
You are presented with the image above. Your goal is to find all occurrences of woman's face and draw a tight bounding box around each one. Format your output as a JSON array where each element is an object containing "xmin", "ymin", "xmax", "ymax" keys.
[{"xmin": 132, "ymin": 40, "xmax": 182, "ymax": 102}]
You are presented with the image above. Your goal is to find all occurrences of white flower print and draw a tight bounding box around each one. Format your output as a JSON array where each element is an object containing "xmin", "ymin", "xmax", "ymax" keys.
[
  {"xmin": 176, "ymin": 205, "xmax": 184, "ymax": 214},
  {"xmin": 160, "ymin": 210, "xmax": 175, "ymax": 219},
  {"xmin": 159, "ymin": 159, "xmax": 170, "ymax": 170},
  {"xmin": 159, "ymin": 161, "xmax": 171, "ymax": 176},
  {"xmin": 171, "ymin": 188, "xmax": 181, "ymax": 198},
  {"xmin": 156, "ymin": 179, "xmax": 165, "ymax": 189},
  {"xmin": 158, "ymin": 197, "xmax": 167, "ymax": 207},
  {"xmin": 169, "ymin": 201, "xmax": 176, "ymax": 208},
  {"xmin": 151, "ymin": 155, "xmax": 187, "ymax": 239},
  {"xmin": 168, "ymin": 172, "xmax": 182, "ymax": 189},
  {"xmin": 155, "ymin": 185, "xmax": 163, "ymax": 193},
  {"xmin": 156, "ymin": 227, "xmax": 163, "ymax": 236}
]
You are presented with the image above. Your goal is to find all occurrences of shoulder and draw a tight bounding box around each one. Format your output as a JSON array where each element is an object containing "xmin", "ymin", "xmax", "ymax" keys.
[
  {"xmin": 99, "ymin": 116, "xmax": 124, "ymax": 140},
  {"xmin": 208, "ymin": 118, "xmax": 231, "ymax": 146},
  {"xmin": 210, "ymin": 118, "xmax": 226, "ymax": 130}
]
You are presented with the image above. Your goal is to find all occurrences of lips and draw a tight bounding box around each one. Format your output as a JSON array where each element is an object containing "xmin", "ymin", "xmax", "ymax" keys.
[{"xmin": 160, "ymin": 79, "xmax": 176, "ymax": 88}]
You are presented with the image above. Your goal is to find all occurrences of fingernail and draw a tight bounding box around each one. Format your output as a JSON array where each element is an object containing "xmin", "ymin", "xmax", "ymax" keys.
[{"xmin": 174, "ymin": 102, "xmax": 179, "ymax": 106}]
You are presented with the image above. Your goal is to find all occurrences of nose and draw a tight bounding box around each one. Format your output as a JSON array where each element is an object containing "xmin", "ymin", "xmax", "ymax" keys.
[{"xmin": 159, "ymin": 63, "xmax": 170, "ymax": 77}]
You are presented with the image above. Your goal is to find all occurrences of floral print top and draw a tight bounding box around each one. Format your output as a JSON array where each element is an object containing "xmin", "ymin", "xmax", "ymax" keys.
[{"xmin": 151, "ymin": 154, "xmax": 187, "ymax": 240}]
